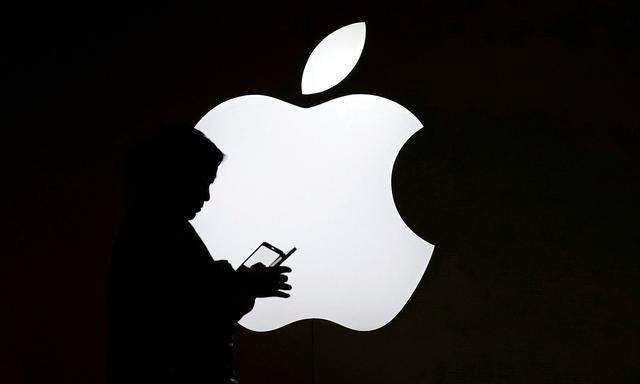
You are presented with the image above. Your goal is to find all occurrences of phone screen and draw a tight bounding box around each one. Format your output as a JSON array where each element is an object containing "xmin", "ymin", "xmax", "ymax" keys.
[{"xmin": 241, "ymin": 244, "xmax": 281, "ymax": 268}]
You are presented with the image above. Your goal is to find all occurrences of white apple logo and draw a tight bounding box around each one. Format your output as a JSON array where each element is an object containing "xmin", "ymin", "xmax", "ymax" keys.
[{"xmin": 192, "ymin": 22, "xmax": 434, "ymax": 332}]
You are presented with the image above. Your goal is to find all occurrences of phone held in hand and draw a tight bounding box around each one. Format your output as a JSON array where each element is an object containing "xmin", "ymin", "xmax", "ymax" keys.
[{"xmin": 240, "ymin": 242, "xmax": 297, "ymax": 269}]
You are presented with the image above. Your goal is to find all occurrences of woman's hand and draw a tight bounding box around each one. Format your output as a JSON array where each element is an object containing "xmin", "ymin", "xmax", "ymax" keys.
[{"xmin": 238, "ymin": 263, "xmax": 292, "ymax": 298}]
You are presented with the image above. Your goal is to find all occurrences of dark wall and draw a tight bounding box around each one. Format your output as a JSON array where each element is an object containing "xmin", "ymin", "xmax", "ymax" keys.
[{"xmin": 2, "ymin": 2, "xmax": 638, "ymax": 383}]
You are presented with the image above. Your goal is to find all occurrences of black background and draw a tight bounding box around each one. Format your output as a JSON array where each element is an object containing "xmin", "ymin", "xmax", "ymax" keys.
[{"xmin": 2, "ymin": 1, "xmax": 639, "ymax": 383}]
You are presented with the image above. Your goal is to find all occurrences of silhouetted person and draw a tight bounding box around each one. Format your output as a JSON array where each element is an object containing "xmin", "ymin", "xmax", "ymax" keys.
[{"xmin": 108, "ymin": 124, "xmax": 291, "ymax": 384}]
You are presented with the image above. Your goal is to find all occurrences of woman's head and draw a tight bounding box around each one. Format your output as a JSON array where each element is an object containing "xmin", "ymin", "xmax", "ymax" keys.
[{"xmin": 124, "ymin": 123, "xmax": 224, "ymax": 220}]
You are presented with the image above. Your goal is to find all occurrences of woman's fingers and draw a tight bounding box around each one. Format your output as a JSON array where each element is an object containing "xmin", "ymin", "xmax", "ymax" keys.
[
  {"xmin": 277, "ymin": 274, "xmax": 288, "ymax": 283},
  {"xmin": 272, "ymin": 291, "xmax": 291, "ymax": 298},
  {"xmin": 272, "ymin": 266, "xmax": 292, "ymax": 274},
  {"xmin": 278, "ymin": 283, "xmax": 292, "ymax": 291}
]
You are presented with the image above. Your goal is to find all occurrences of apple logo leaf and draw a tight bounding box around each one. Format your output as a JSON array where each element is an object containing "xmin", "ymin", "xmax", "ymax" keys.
[{"xmin": 301, "ymin": 22, "xmax": 366, "ymax": 95}]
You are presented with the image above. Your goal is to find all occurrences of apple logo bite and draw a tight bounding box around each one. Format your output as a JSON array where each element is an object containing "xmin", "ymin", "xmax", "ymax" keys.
[{"xmin": 192, "ymin": 22, "xmax": 434, "ymax": 332}]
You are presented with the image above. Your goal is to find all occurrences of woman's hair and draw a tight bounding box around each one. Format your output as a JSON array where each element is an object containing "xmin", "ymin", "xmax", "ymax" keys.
[{"xmin": 123, "ymin": 123, "xmax": 224, "ymax": 208}]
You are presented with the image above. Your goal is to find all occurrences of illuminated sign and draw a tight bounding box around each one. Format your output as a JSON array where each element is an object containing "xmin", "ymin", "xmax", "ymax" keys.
[{"xmin": 193, "ymin": 22, "xmax": 434, "ymax": 331}]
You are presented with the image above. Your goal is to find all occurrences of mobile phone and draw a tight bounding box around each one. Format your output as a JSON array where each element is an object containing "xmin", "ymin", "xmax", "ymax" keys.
[{"xmin": 240, "ymin": 242, "xmax": 297, "ymax": 268}]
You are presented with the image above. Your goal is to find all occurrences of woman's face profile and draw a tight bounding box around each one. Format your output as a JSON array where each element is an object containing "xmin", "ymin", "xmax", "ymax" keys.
[{"xmin": 178, "ymin": 168, "xmax": 218, "ymax": 220}]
